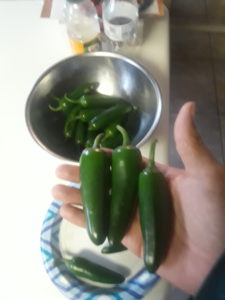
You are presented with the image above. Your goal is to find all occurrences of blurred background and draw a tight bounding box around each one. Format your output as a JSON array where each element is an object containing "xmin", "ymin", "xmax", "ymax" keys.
[{"xmin": 168, "ymin": 0, "xmax": 225, "ymax": 168}]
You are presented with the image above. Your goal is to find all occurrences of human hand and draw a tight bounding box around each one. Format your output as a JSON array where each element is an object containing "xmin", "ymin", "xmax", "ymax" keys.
[{"xmin": 52, "ymin": 102, "xmax": 225, "ymax": 295}]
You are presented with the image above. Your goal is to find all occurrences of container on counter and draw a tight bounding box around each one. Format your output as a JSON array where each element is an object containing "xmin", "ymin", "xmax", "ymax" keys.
[
  {"xmin": 65, "ymin": 0, "xmax": 101, "ymax": 54},
  {"xmin": 102, "ymin": 0, "xmax": 139, "ymax": 51}
]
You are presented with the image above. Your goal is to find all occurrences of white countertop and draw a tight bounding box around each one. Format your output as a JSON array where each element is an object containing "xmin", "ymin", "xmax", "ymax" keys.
[{"xmin": 0, "ymin": 1, "xmax": 170, "ymax": 299}]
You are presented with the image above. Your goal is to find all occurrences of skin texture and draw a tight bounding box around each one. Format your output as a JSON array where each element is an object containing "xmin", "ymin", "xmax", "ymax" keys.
[{"xmin": 52, "ymin": 102, "xmax": 225, "ymax": 295}]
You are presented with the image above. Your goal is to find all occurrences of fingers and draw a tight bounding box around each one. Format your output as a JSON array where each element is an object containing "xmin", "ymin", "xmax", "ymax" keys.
[
  {"xmin": 55, "ymin": 164, "xmax": 80, "ymax": 182},
  {"xmin": 174, "ymin": 102, "xmax": 217, "ymax": 171},
  {"xmin": 59, "ymin": 203, "xmax": 85, "ymax": 228},
  {"xmin": 52, "ymin": 184, "xmax": 82, "ymax": 204}
]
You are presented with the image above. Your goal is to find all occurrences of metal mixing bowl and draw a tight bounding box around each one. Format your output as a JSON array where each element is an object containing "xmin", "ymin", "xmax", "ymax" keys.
[{"xmin": 25, "ymin": 52, "xmax": 162, "ymax": 162}]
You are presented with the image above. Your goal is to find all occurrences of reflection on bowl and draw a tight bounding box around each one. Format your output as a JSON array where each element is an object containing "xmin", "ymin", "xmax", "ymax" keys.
[{"xmin": 25, "ymin": 52, "xmax": 161, "ymax": 162}]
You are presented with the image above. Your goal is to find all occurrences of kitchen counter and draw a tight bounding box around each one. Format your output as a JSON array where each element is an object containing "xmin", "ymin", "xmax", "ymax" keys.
[{"xmin": 0, "ymin": 1, "xmax": 171, "ymax": 299}]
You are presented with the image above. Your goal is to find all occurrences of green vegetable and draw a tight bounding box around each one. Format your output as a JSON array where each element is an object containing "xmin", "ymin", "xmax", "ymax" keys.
[
  {"xmin": 63, "ymin": 105, "xmax": 80, "ymax": 138},
  {"xmin": 65, "ymin": 94, "xmax": 125, "ymax": 108},
  {"xmin": 63, "ymin": 256, "xmax": 125, "ymax": 284},
  {"xmin": 67, "ymin": 82, "xmax": 99, "ymax": 100},
  {"xmin": 138, "ymin": 139, "xmax": 172, "ymax": 273},
  {"xmin": 74, "ymin": 120, "xmax": 86, "ymax": 145},
  {"xmin": 102, "ymin": 122, "xmax": 122, "ymax": 141},
  {"xmin": 101, "ymin": 243, "xmax": 127, "ymax": 254},
  {"xmin": 49, "ymin": 96, "xmax": 72, "ymax": 112},
  {"xmin": 108, "ymin": 125, "xmax": 142, "ymax": 246},
  {"xmin": 89, "ymin": 103, "xmax": 133, "ymax": 131},
  {"xmin": 99, "ymin": 132, "xmax": 123, "ymax": 149},
  {"xmin": 48, "ymin": 83, "xmax": 139, "ymax": 150},
  {"xmin": 85, "ymin": 130, "xmax": 99, "ymax": 148},
  {"xmin": 76, "ymin": 108, "xmax": 103, "ymax": 122},
  {"xmin": 80, "ymin": 134, "xmax": 111, "ymax": 245}
]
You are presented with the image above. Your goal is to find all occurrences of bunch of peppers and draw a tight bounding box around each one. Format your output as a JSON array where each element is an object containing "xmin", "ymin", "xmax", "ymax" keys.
[
  {"xmin": 62, "ymin": 127, "xmax": 172, "ymax": 285},
  {"xmin": 49, "ymin": 82, "xmax": 136, "ymax": 149}
]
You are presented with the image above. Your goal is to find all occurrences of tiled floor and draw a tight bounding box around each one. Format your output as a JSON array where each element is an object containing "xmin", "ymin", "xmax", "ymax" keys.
[{"xmin": 168, "ymin": 0, "xmax": 225, "ymax": 167}]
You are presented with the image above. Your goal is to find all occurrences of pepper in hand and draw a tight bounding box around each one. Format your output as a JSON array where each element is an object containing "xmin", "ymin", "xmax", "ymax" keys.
[
  {"xmin": 107, "ymin": 125, "xmax": 142, "ymax": 246},
  {"xmin": 80, "ymin": 134, "xmax": 111, "ymax": 245},
  {"xmin": 138, "ymin": 139, "xmax": 173, "ymax": 273},
  {"xmin": 101, "ymin": 243, "xmax": 127, "ymax": 254}
]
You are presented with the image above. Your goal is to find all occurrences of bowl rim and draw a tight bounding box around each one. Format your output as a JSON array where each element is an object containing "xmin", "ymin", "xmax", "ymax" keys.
[{"xmin": 25, "ymin": 51, "xmax": 162, "ymax": 161}]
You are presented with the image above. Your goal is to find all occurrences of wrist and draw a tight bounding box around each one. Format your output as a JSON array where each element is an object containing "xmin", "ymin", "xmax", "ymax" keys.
[
  {"xmin": 195, "ymin": 252, "xmax": 225, "ymax": 299},
  {"xmin": 157, "ymin": 239, "xmax": 223, "ymax": 295}
]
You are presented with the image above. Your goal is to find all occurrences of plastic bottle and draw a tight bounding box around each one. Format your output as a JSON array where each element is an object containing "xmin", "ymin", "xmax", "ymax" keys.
[
  {"xmin": 65, "ymin": 0, "xmax": 101, "ymax": 54},
  {"xmin": 102, "ymin": 0, "xmax": 139, "ymax": 51}
]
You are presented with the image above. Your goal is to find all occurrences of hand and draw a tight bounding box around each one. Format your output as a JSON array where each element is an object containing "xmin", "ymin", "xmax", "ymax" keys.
[{"xmin": 52, "ymin": 102, "xmax": 225, "ymax": 295}]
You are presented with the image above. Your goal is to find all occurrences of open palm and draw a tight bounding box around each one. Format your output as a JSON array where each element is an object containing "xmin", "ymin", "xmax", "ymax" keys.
[{"xmin": 52, "ymin": 102, "xmax": 225, "ymax": 295}]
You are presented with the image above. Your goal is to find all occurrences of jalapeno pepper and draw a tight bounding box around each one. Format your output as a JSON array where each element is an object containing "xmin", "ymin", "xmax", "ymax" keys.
[
  {"xmin": 74, "ymin": 120, "xmax": 87, "ymax": 145},
  {"xmin": 89, "ymin": 103, "xmax": 133, "ymax": 131},
  {"xmin": 49, "ymin": 96, "xmax": 72, "ymax": 112},
  {"xmin": 67, "ymin": 82, "xmax": 99, "ymax": 100},
  {"xmin": 102, "ymin": 121, "xmax": 122, "ymax": 140},
  {"xmin": 63, "ymin": 105, "xmax": 81, "ymax": 138},
  {"xmin": 138, "ymin": 139, "xmax": 172, "ymax": 273},
  {"xmin": 101, "ymin": 243, "xmax": 127, "ymax": 254},
  {"xmin": 65, "ymin": 94, "xmax": 124, "ymax": 108},
  {"xmin": 99, "ymin": 121, "xmax": 123, "ymax": 149},
  {"xmin": 99, "ymin": 132, "xmax": 123, "ymax": 149},
  {"xmin": 80, "ymin": 134, "xmax": 111, "ymax": 245},
  {"xmin": 76, "ymin": 108, "xmax": 103, "ymax": 123},
  {"xmin": 63, "ymin": 256, "xmax": 125, "ymax": 284},
  {"xmin": 107, "ymin": 125, "xmax": 142, "ymax": 246},
  {"xmin": 85, "ymin": 130, "xmax": 99, "ymax": 148}
]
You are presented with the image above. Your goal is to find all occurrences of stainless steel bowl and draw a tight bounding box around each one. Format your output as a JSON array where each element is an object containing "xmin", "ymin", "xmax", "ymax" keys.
[{"xmin": 25, "ymin": 52, "xmax": 162, "ymax": 162}]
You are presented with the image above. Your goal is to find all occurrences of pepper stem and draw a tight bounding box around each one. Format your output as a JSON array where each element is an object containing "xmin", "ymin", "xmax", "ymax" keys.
[
  {"xmin": 148, "ymin": 138, "xmax": 158, "ymax": 168},
  {"xmin": 49, "ymin": 97, "xmax": 62, "ymax": 111},
  {"xmin": 48, "ymin": 104, "xmax": 62, "ymax": 112},
  {"xmin": 116, "ymin": 125, "xmax": 130, "ymax": 146},
  {"xmin": 93, "ymin": 133, "xmax": 104, "ymax": 148},
  {"xmin": 64, "ymin": 94, "xmax": 79, "ymax": 104}
]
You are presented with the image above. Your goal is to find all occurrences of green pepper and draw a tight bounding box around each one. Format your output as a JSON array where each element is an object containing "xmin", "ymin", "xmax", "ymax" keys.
[
  {"xmin": 89, "ymin": 103, "xmax": 133, "ymax": 131},
  {"xmin": 102, "ymin": 121, "xmax": 122, "ymax": 141},
  {"xmin": 101, "ymin": 243, "xmax": 127, "ymax": 254},
  {"xmin": 49, "ymin": 96, "xmax": 72, "ymax": 112},
  {"xmin": 76, "ymin": 108, "xmax": 103, "ymax": 123},
  {"xmin": 67, "ymin": 82, "xmax": 99, "ymax": 100},
  {"xmin": 65, "ymin": 94, "xmax": 125, "ymax": 108},
  {"xmin": 63, "ymin": 105, "xmax": 80, "ymax": 138},
  {"xmin": 99, "ymin": 121, "xmax": 123, "ymax": 149},
  {"xmin": 74, "ymin": 120, "xmax": 87, "ymax": 145},
  {"xmin": 80, "ymin": 134, "xmax": 111, "ymax": 245},
  {"xmin": 138, "ymin": 139, "xmax": 172, "ymax": 273},
  {"xmin": 107, "ymin": 125, "xmax": 142, "ymax": 246},
  {"xmin": 85, "ymin": 130, "xmax": 99, "ymax": 148},
  {"xmin": 99, "ymin": 132, "xmax": 123, "ymax": 149},
  {"xmin": 63, "ymin": 256, "xmax": 125, "ymax": 284}
]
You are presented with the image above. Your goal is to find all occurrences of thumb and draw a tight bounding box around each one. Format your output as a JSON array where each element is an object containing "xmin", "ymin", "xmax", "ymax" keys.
[{"xmin": 174, "ymin": 101, "xmax": 216, "ymax": 171}]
